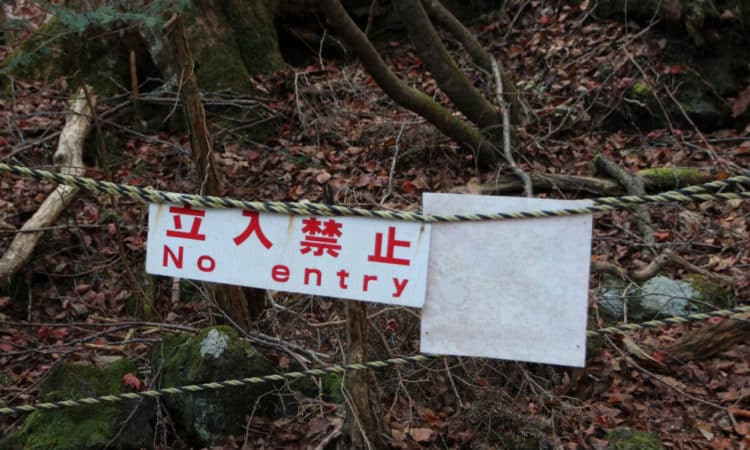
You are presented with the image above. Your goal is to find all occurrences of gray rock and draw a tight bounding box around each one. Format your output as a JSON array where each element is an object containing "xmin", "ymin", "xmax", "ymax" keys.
[{"xmin": 598, "ymin": 275, "xmax": 700, "ymax": 322}]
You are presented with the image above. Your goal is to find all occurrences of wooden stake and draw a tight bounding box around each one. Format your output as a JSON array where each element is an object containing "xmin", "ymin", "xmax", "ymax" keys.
[
  {"xmin": 343, "ymin": 300, "xmax": 386, "ymax": 449},
  {"xmin": 168, "ymin": 16, "xmax": 264, "ymax": 328}
]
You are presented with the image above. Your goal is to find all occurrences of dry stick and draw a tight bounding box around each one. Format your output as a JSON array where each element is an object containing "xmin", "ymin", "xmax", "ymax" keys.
[
  {"xmin": 459, "ymin": 172, "xmax": 622, "ymax": 195},
  {"xmin": 661, "ymin": 86, "xmax": 743, "ymax": 173},
  {"xmin": 380, "ymin": 119, "xmax": 407, "ymax": 205},
  {"xmin": 343, "ymin": 300, "xmax": 385, "ymax": 449},
  {"xmin": 443, "ymin": 356, "xmax": 464, "ymax": 408},
  {"xmin": 622, "ymin": 48, "xmax": 676, "ymax": 135},
  {"xmin": 492, "ymin": 57, "xmax": 532, "ymax": 197},
  {"xmin": 363, "ymin": 0, "xmax": 378, "ymax": 36},
  {"xmin": 591, "ymin": 252, "xmax": 671, "ymax": 283},
  {"xmin": 293, "ymin": 71, "xmax": 308, "ymax": 129},
  {"xmin": 0, "ymin": 88, "xmax": 92, "ymax": 281},
  {"xmin": 208, "ymin": 294, "xmax": 325, "ymax": 366},
  {"xmin": 594, "ymin": 154, "xmax": 655, "ymax": 250},
  {"xmin": 314, "ymin": 418, "xmax": 344, "ymax": 450},
  {"xmin": 0, "ymin": 319, "xmax": 195, "ymax": 332},
  {"xmin": 129, "ymin": 48, "xmax": 142, "ymax": 126}
]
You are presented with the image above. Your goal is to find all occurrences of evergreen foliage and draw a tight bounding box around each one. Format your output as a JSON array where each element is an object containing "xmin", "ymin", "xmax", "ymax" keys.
[{"xmin": 1, "ymin": 0, "xmax": 189, "ymax": 75}]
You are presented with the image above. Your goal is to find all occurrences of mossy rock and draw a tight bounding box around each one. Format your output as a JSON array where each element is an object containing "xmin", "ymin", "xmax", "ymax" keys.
[
  {"xmin": 594, "ymin": 0, "xmax": 749, "ymax": 131},
  {"xmin": 151, "ymin": 326, "xmax": 283, "ymax": 447},
  {"xmin": 684, "ymin": 274, "xmax": 733, "ymax": 309},
  {"xmin": 4, "ymin": 359, "xmax": 154, "ymax": 450},
  {"xmin": 607, "ymin": 69, "xmax": 730, "ymax": 131},
  {"xmin": 605, "ymin": 427, "xmax": 664, "ymax": 450}
]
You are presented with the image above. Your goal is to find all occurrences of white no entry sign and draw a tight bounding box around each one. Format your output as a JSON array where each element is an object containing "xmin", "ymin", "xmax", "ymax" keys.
[{"xmin": 145, "ymin": 204, "xmax": 431, "ymax": 307}]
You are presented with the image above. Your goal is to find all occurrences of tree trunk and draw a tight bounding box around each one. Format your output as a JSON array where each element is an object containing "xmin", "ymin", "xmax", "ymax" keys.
[
  {"xmin": 169, "ymin": 15, "xmax": 263, "ymax": 329},
  {"xmin": 146, "ymin": 0, "xmax": 285, "ymax": 93}
]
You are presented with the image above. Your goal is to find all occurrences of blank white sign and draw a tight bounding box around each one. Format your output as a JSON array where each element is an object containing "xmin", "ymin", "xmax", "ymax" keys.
[{"xmin": 421, "ymin": 194, "xmax": 593, "ymax": 367}]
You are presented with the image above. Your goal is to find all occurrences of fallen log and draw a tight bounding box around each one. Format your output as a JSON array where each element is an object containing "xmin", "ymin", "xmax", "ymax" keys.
[
  {"xmin": 0, "ymin": 87, "xmax": 94, "ymax": 283},
  {"xmin": 452, "ymin": 167, "xmax": 719, "ymax": 196}
]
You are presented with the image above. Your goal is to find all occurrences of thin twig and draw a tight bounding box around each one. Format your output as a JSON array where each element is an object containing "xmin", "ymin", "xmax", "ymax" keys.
[
  {"xmin": 491, "ymin": 57, "xmax": 532, "ymax": 197},
  {"xmin": 380, "ymin": 120, "xmax": 407, "ymax": 205}
]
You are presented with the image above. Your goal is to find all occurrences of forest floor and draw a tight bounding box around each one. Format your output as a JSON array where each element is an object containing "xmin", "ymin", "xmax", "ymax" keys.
[{"xmin": 1, "ymin": 0, "xmax": 749, "ymax": 449}]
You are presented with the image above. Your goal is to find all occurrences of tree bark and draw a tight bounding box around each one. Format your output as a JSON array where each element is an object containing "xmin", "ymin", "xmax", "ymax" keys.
[
  {"xmin": 421, "ymin": 0, "xmax": 527, "ymax": 125},
  {"xmin": 393, "ymin": 0, "xmax": 501, "ymax": 136},
  {"xmin": 342, "ymin": 300, "xmax": 386, "ymax": 449},
  {"xmin": 169, "ymin": 15, "xmax": 263, "ymax": 328},
  {"xmin": 321, "ymin": 0, "xmax": 497, "ymax": 167}
]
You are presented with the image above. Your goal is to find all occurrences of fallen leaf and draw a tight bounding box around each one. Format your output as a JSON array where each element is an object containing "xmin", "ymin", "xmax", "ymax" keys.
[
  {"xmin": 122, "ymin": 373, "xmax": 143, "ymax": 391},
  {"xmin": 35, "ymin": 326, "xmax": 52, "ymax": 340},
  {"xmin": 694, "ymin": 421, "xmax": 714, "ymax": 440},
  {"xmin": 305, "ymin": 417, "xmax": 330, "ymax": 437},
  {"xmin": 52, "ymin": 328, "xmax": 69, "ymax": 340},
  {"xmin": 407, "ymin": 427, "xmax": 436, "ymax": 443}
]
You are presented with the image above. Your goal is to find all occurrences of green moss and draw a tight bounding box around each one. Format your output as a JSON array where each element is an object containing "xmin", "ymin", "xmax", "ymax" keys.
[
  {"xmin": 605, "ymin": 428, "xmax": 664, "ymax": 450},
  {"xmin": 181, "ymin": 0, "xmax": 285, "ymax": 94},
  {"xmin": 598, "ymin": 62, "xmax": 615, "ymax": 77},
  {"xmin": 289, "ymin": 372, "xmax": 344, "ymax": 404},
  {"xmin": 11, "ymin": 359, "xmax": 151, "ymax": 450},
  {"xmin": 225, "ymin": 0, "xmax": 285, "ymax": 75},
  {"xmin": 151, "ymin": 326, "xmax": 282, "ymax": 446},
  {"xmin": 684, "ymin": 274, "xmax": 733, "ymax": 309},
  {"xmin": 630, "ymin": 81, "xmax": 651, "ymax": 98},
  {"xmin": 638, "ymin": 167, "xmax": 715, "ymax": 190}
]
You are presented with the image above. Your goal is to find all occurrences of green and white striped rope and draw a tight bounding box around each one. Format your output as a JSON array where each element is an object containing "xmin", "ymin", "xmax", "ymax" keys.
[
  {"xmin": 1, "ymin": 305, "xmax": 748, "ymax": 416},
  {"xmin": 1, "ymin": 163, "xmax": 748, "ymax": 222}
]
